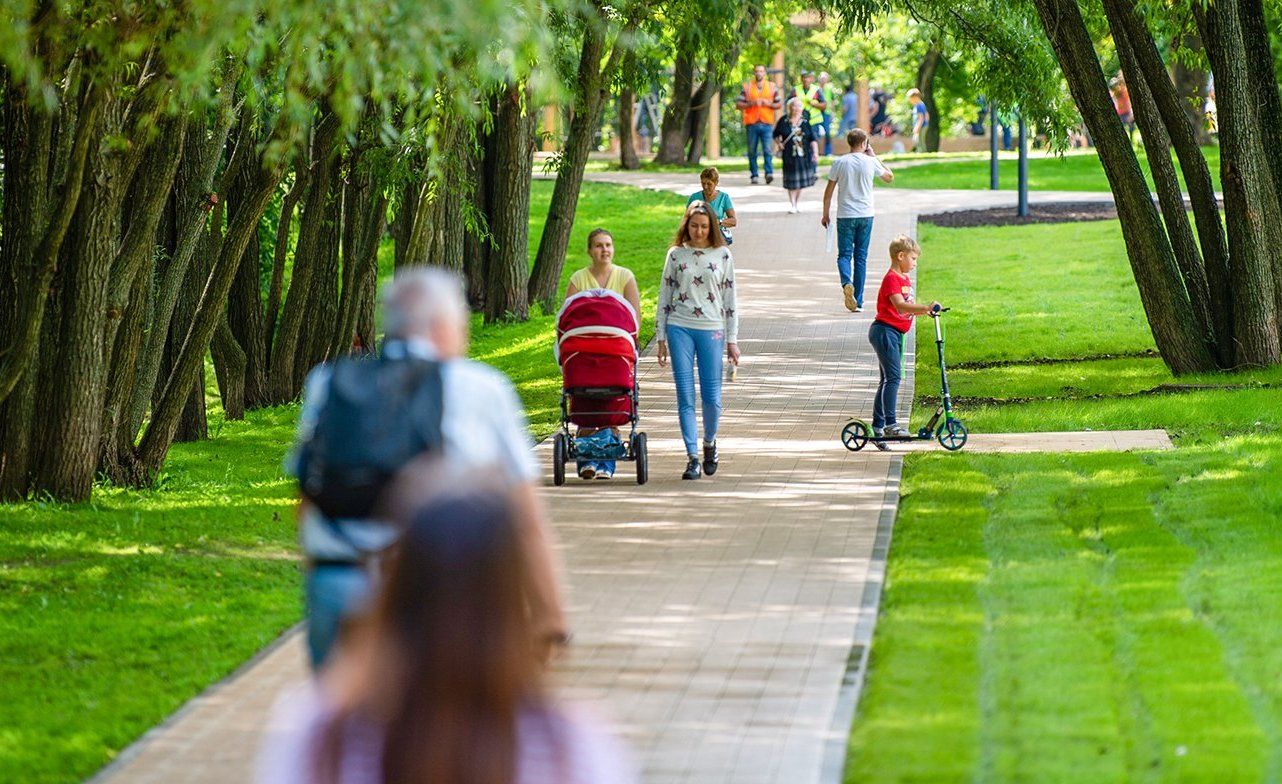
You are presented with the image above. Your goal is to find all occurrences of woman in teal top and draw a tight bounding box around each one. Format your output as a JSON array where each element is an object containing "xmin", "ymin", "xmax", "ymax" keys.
[{"xmin": 687, "ymin": 166, "xmax": 737, "ymax": 244}]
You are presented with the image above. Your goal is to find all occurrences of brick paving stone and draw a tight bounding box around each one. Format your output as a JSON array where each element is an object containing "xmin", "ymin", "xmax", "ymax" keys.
[{"xmin": 89, "ymin": 173, "xmax": 1161, "ymax": 784}]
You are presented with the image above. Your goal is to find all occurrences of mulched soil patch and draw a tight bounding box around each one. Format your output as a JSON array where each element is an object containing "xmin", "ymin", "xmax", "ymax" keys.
[{"xmin": 920, "ymin": 201, "xmax": 1119, "ymax": 228}]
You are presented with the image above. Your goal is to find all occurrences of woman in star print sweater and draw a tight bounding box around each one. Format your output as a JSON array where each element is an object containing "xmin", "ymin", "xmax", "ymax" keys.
[{"xmin": 655, "ymin": 201, "xmax": 741, "ymax": 480}]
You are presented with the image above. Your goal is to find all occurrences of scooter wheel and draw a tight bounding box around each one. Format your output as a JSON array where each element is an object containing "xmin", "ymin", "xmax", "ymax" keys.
[
  {"xmin": 937, "ymin": 419, "xmax": 968, "ymax": 451},
  {"xmin": 841, "ymin": 421, "xmax": 870, "ymax": 451}
]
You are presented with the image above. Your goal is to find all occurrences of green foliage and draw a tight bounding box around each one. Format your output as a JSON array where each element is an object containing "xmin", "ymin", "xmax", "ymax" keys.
[
  {"xmin": 847, "ymin": 218, "xmax": 1282, "ymax": 782},
  {"xmin": 0, "ymin": 179, "xmax": 681, "ymax": 784}
]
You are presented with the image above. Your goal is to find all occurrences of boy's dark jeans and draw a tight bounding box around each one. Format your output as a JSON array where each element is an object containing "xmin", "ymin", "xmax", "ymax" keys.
[{"xmin": 868, "ymin": 320, "xmax": 904, "ymax": 430}]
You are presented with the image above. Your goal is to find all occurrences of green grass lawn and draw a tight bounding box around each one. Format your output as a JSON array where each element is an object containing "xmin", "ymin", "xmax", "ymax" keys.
[
  {"xmin": 887, "ymin": 147, "xmax": 1222, "ymax": 193},
  {"xmin": 0, "ymin": 179, "xmax": 684, "ymax": 784},
  {"xmin": 845, "ymin": 219, "xmax": 1282, "ymax": 782}
]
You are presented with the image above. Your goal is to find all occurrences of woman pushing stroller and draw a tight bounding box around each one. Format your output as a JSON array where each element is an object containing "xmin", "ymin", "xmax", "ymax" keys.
[{"xmin": 561, "ymin": 229, "xmax": 640, "ymax": 481}]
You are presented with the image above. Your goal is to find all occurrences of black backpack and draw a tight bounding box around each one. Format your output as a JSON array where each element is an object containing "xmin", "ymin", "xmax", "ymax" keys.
[{"xmin": 296, "ymin": 350, "xmax": 444, "ymax": 521}]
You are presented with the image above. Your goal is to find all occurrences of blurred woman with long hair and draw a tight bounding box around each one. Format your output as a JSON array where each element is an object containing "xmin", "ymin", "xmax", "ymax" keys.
[{"xmin": 258, "ymin": 486, "xmax": 633, "ymax": 784}]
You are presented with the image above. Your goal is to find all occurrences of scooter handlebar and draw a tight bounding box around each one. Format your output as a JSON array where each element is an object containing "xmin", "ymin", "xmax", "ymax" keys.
[{"xmin": 929, "ymin": 305, "xmax": 951, "ymax": 316}]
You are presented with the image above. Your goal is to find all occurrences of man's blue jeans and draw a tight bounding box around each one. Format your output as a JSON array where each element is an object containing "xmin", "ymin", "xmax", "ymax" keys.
[
  {"xmin": 836, "ymin": 217, "xmax": 874, "ymax": 305},
  {"xmin": 305, "ymin": 563, "xmax": 372, "ymax": 670},
  {"xmin": 667, "ymin": 324, "xmax": 724, "ymax": 456},
  {"xmin": 821, "ymin": 112, "xmax": 833, "ymax": 155},
  {"xmin": 746, "ymin": 122, "xmax": 774, "ymax": 179},
  {"xmin": 868, "ymin": 320, "xmax": 905, "ymax": 430}
]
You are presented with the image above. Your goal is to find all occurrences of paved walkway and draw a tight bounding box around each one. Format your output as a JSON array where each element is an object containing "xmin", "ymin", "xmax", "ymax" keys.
[{"xmin": 90, "ymin": 173, "xmax": 1145, "ymax": 784}]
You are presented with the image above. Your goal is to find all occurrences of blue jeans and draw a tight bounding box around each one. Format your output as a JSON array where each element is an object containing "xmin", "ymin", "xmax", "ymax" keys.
[
  {"xmin": 746, "ymin": 122, "xmax": 774, "ymax": 179},
  {"xmin": 836, "ymin": 217, "xmax": 874, "ymax": 304},
  {"xmin": 667, "ymin": 324, "xmax": 724, "ymax": 456},
  {"xmin": 577, "ymin": 458, "xmax": 615, "ymax": 476},
  {"xmin": 305, "ymin": 563, "xmax": 373, "ymax": 670},
  {"xmin": 821, "ymin": 112, "xmax": 833, "ymax": 155},
  {"xmin": 868, "ymin": 320, "xmax": 905, "ymax": 430}
]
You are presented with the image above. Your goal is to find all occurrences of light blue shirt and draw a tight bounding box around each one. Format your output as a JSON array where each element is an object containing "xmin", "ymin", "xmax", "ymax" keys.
[{"xmin": 290, "ymin": 338, "xmax": 538, "ymax": 561}]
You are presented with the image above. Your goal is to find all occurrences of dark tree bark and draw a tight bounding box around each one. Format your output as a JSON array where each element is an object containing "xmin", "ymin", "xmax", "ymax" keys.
[
  {"xmin": 1170, "ymin": 35, "xmax": 1213, "ymax": 146},
  {"xmin": 463, "ymin": 115, "xmax": 492, "ymax": 311},
  {"xmin": 268, "ymin": 111, "xmax": 341, "ymax": 402},
  {"xmin": 393, "ymin": 181, "xmax": 424, "ymax": 270},
  {"xmin": 655, "ymin": 35, "xmax": 697, "ymax": 164},
  {"xmin": 916, "ymin": 44, "xmax": 943, "ymax": 153},
  {"xmin": 528, "ymin": 10, "xmax": 614, "ymax": 312},
  {"xmin": 618, "ymin": 86, "xmax": 640, "ymax": 170},
  {"xmin": 136, "ymin": 127, "xmax": 288, "ymax": 475},
  {"xmin": 683, "ymin": 3, "xmax": 761, "ymax": 165},
  {"xmin": 332, "ymin": 162, "xmax": 388, "ymax": 358},
  {"xmin": 297, "ymin": 176, "xmax": 343, "ymax": 379},
  {"xmin": 1195, "ymin": 0, "xmax": 1282, "ymax": 365},
  {"xmin": 1103, "ymin": 0, "xmax": 1232, "ymax": 365},
  {"xmin": 265, "ymin": 159, "xmax": 308, "ymax": 355},
  {"xmin": 99, "ymin": 117, "xmax": 187, "ymax": 476},
  {"xmin": 125, "ymin": 101, "xmax": 234, "ymax": 444},
  {"xmin": 162, "ymin": 211, "xmax": 216, "ymax": 443},
  {"xmin": 484, "ymin": 84, "xmax": 535, "ymax": 323},
  {"xmin": 1112, "ymin": 24, "xmax": 1218, "ymax": 363},
  {"xmin": 210, "ymin": 317, "xmax": 248, "ymax": 420},
  {"xmin": 0, "ymin": 75, "xmax": 104, "ymax": 497},
  {"xmin": 1031, "ymin": 0, "xmax": 1215, "ymax": 373}
]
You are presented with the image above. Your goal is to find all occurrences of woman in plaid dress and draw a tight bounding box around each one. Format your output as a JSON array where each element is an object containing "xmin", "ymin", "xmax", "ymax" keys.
[{"xmin": 773, "ymin": 97, "xmax": 818, "ymax": 213}]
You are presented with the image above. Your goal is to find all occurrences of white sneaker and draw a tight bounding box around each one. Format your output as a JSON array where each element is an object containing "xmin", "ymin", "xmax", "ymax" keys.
[
  {"xmin": 872, "ymin": 427, "xmax": 885, "ymax": 438},
  {"xmin": 595, "ymin": 467, "xmax": 613, "ymax": 479},
  {"xmin": 885, "ymin": 424, "xmax": 911, "ymax": 437},
  {"xmin": 579, "ymin": 465, "xmax": 596, "ymax": 480}
]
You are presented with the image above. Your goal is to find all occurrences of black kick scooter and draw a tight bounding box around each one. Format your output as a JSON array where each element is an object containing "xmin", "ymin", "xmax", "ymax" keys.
[{"xmin": 841, "ymin": 306, "xmax": 968, "ymax": 452}]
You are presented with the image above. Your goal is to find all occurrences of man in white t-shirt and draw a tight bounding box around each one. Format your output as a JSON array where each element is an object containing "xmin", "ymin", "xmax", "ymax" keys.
[{"xmin": 821, "ymin": 128, "xmax": 895, "ymax": 312}]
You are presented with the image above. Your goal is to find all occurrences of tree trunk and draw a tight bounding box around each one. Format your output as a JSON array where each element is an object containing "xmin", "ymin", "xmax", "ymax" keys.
[
  {"xmin": 393, "ymin": 181, "xmax": 424, "ymax": 270},
  {"xmin": 528, "ymin": 15, "xmax": 609, "ymax": 312},
  {"xmin": 136, "ymin": 132, "xmax": 287, "ymax": 476},
  {"xmin": 1195, "ymin": 0, "xmax": 1282, "ymax": 365},
  {"xmin": 297, "ymin": 176, "xmax": 343, "ymax": 379},
  {"xmin": 265, "ymin": 159, "xmax": 307, "ymax": 355},
  {"xmin": 126, "ymin": 101, "xmax": 234, "ymax": 442},
  {"xmin": 1170, "ymin": 35, "xmax": 1213, "ymax": 146},
  {"xmin": 1112, "ymin": 20, "xmax": 1218, "ymax": 363},
  {"xmin": 210, "ymin": 316, "xmax": 247, "ymax": 420},
  {"xmin": 332, "ymin": 163, "xmax": 388, "ymax": 358},
  {"xmin": 618, "ymin": 86, "xmax": 640, "ymax": 170},
  {"xmin": 484, "ymin": 84, "xmax": 535, "ymax": 323},
  {"xmin": 1031, "ymin": 0, "xmax": 1216, "ymax": 374},
  {"xmin": 463, "ymin": 115, "xmax": 492, "ymax": 311},
  {"xmin": 655, "ymin": 38, "xmax": 696, "ymax": 164},
  {"xmin": 917, "ymin": 45, "xmax": 943, "ymax": 153},
  {"xmin": 1104, "ymin": 0, "xmax": 1232, "ymax": 365},
  {"xmin": 268, "ymin": 111, "xmax": 341, "ymax": 402}
]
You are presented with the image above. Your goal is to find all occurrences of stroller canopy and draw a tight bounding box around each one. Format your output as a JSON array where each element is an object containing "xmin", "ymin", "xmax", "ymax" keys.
[{"xmin": 555, "ymin": 289, "xmax": 638, "ymax": 364}]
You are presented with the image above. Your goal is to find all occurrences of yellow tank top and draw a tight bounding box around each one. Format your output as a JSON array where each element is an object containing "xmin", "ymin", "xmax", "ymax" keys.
[{"xmin": 569, "ymin": 265, "xmax": 635, "ymax": 295}]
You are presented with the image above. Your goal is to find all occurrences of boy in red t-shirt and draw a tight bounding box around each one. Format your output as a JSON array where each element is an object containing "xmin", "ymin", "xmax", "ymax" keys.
[{"xmin": 869, "ymin": 235, "xmax": 941, "ymax": 439}]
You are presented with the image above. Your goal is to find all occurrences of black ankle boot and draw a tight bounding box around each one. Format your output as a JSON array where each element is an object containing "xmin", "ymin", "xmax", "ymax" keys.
[
  {"xmin": 702, "ymin": 442, "xmax": 719, "ymax": 476},
  {"xmin": 682, "ymin": 455, "xmax": 702, "ymax": 480}
]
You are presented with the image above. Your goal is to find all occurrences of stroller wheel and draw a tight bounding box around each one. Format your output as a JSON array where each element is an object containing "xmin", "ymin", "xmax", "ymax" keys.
[
  {"xmin": 634, "ymin": 433, "xmax": 648, "ymax": 485},
  {"xmin": 552, "ymin": 433, "xmax": 567, "ymax": 486},
  {"xmin": 841, "ymin": 421, "xmax": 869, "ymax": 452},
  {"xmin": 937, "ymin": 419, "xmax": 968, "ymax": 451}
]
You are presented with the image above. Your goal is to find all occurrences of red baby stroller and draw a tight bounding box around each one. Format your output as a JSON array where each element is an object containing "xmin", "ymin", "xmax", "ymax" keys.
[{"xmin": 552, "ymin": 290, "xmax": 649, "ymax": 485}]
